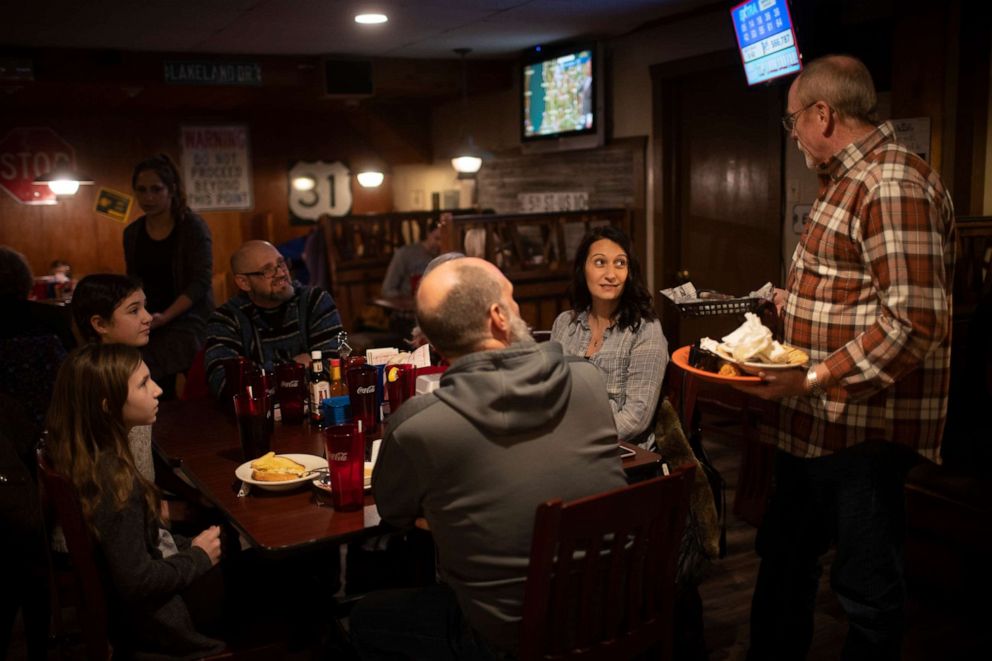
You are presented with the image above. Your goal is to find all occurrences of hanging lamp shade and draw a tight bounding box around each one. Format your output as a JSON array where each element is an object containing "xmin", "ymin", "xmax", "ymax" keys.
[
  {"xmin": 451, "ymin": 47, "xmax": 483, "ymax": 175},
  {"xmin": 352, "ymin": 147, "xmax": 387, "ymax": 188},
  {"xmin": 33, "ymin": 169, "xmax": 94, "ymax": 196},
  {"xmin": 356, "ymin": 170, "xmax": 385, "ymax": 188},
  {"xmin": 451, "ymin": 135, "xmax": 483, "ymax": 174}
]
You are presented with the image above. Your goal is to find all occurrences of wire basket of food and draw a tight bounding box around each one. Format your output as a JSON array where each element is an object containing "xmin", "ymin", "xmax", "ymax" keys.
[
  {"xmin": 660, "ymin": 283, "xmax": 764, "ymax": 318},
  {"xmin": 674, "ymin": 295, "xmax": 761, "ymax": 317}
]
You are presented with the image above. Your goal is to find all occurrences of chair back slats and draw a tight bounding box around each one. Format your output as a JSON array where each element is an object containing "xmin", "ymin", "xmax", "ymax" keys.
[
  {"xmin": 523, "ymin": 503, "xmax": 562, "ymax": 651},
  {"xmin": 628, "ymin": 525, "xmax": 651, "ymax": 630},
  {"xmin": 602, "ymin": 528, "xmax": 630, "ymax": 638},
  {"xmin": 581, "ymin": 532, "xmax": 612, "ymax": 644},
  {"xmin": 520, "ymin": 466, "xmax": 695, "ymax": 661},
  {"xmin": 548, "ymin": 535, "xmax": 575, "ymax": 655}
]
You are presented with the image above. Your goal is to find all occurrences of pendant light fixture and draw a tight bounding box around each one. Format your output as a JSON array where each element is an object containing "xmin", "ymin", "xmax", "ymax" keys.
[
  {"xmin": 451, "ymin": 48, "xmax": 483, "ymax": 175},
  {"xmin": 354, "ymin": 103, "xmax": 386, "ymax": 188},
  {"xmin": 33, "ymin": 169, "xmax": 94, "ymax": 196}
]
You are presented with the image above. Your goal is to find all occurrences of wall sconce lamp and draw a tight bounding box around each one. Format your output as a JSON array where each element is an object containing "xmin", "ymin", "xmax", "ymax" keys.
[{"xmin": 33, "ymin": 170, "xmax": 94, "ymax": 196}]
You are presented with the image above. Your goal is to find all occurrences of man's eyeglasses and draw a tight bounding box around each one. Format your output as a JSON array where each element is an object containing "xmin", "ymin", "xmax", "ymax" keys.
[
  {"xmin": 781, "ymin": 102, "xmax": 817, "ymax": 132},
  {"xmin": 239, "ymin": 258, "xmax": 289, "ymax": 279}
]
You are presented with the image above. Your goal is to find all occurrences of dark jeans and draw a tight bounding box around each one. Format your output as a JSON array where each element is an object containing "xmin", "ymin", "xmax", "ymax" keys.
[
  {"xmin": 349, "ymin": 584, "xmax": 512, "ymax": 660},
  {"xmin": 747, "ymin": 442, "xmax": 919, "ymax": 661}
]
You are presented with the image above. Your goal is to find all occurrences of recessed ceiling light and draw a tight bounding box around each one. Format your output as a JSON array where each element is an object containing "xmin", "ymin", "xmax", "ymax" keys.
[{"xmin": 355, "ymin": 13, "xmax": 388, "ymax": 25}]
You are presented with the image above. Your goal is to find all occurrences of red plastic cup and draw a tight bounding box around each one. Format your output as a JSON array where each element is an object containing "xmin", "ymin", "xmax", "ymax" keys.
[
  {"xmin": 385, "ymin": 364, "xmax": 417, "ymax": 412},
  {"xmin": 258, "ymin": 369, "xmax": 275, "ymax": 434},
  {"xmin": 30, "ymin": 280, "xmax": 48, "ymax": 300},
  {"xmin": 324, "ymin": 422, "xmax": 365, "ymax": 511},
  {"xmin": 344, "ymin": 355, "xmax": 366, "ymax": 372},
  {"xmin": 233, "ymin": 392, "xmax": 271, "ymax": 461},
  {"xmin": 347, "ymin": 365, "xmax": 379, "ymax": 435},
  {"xmin": 222, "ymin": 356, "xmax": 260, "ymax": 413},
  {"xmin": 409, "ymin": 273, "xmax": 422, "ymax": 294},
  {"xmin": 275, "ymin": 362, "xmax": 307, "ymax": 425}
]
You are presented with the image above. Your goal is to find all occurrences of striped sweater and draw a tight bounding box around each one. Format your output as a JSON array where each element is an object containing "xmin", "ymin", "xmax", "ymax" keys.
[{"xmin": 204, "ymin": 285, "xmax": 343, "ymax": 398}]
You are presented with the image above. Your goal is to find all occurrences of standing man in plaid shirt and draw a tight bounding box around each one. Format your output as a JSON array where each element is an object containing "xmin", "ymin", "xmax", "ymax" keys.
[{"xmin": 734, "ymin": 55, "xmax": 956, "ymax": 659}]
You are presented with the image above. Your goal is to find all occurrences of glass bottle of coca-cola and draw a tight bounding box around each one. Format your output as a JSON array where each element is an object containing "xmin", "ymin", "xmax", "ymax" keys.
[{"xmin": 308, "ymin": 350, "xmax": 330, "ymax": 427}]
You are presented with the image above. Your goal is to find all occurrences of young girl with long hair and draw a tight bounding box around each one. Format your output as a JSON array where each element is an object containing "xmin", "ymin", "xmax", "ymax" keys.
[{"xmin": 45, "ymin": 344, "xmax": 224, "ymax": 658}]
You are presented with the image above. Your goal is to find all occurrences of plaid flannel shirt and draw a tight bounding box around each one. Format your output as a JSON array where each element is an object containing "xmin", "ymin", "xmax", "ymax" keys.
[{"xmin": 769, "ymin": 121, "xmax": 956, "ymax": 461}]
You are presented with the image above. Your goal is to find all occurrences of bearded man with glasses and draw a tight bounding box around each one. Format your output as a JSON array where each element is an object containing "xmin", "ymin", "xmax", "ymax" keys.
[{"xmin": 204, "ymin": 240, "xmax": 343, "ymax": 399}]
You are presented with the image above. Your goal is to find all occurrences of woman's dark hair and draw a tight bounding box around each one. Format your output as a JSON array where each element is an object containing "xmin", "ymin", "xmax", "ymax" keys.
[
  {"xmin": 569, "ymin": 225, "xmax": 656, "ymax": 331},
  {"xmin": 131, "ymin": 153, "xmax": 188, "ymax": 220},
  {"xmin": 72, "ymin": 274, "xmax": 144, "ymax": 343},
  {"xmin": 0, "ymin": 245, "xmax": 33, "ymax": 299}
]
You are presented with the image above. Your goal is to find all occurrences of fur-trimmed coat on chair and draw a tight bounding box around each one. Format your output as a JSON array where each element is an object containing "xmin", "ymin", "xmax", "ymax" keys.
[{"xmin": 654, "ymin": 398, "xmax": 721, "ymax": 561}]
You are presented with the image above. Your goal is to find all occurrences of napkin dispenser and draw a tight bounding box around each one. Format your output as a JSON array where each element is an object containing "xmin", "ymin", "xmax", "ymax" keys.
[{"xmin": 415, "ymin": 373, "xmax": 441, "ymax": 395}]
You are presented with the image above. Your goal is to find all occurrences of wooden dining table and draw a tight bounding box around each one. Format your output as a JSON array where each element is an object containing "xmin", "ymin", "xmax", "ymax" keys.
[{"xmin": 154, "ymin": 398, "xmax": 663, "ymax": 557}]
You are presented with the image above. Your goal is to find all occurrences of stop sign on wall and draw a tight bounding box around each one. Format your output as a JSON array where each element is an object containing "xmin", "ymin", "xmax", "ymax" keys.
[{"xmin": 0, "ymin": 127, "xmax": 77, "ymax": 205}]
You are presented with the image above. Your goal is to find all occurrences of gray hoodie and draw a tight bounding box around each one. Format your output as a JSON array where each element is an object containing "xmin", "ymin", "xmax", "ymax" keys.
[{"xmin": 373, "ymin": 341, "xmax": 627, "ymax": 653}]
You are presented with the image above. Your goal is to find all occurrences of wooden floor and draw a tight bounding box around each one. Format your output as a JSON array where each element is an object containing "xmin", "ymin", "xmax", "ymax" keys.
[{"xmin": 698, "ymin": 430, "xmax": 847, "ymax": 660}]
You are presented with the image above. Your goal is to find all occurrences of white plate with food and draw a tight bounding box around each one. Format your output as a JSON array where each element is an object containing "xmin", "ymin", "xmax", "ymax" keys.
[
  {"xmin": 713, "ymin": 345, "xmax": 808, "ymax": 373},
  {"xmin": 234, "ymin": 453, "xmax": 327, "ymax": 492},
  {"xmin": 312, "ymin": 462, "xmax": 375, "ymax": 494}
]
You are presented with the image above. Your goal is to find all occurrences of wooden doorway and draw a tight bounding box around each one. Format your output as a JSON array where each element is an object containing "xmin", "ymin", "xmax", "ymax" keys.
[{"xmin": 651, "ymin": 50, "xmax": 784, "ymax": 348}]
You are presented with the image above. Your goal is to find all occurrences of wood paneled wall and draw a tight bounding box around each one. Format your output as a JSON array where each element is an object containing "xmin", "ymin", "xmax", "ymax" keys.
[{"xmin": 0, "ymin": 107, "xmax": 422, "ymax": 294}]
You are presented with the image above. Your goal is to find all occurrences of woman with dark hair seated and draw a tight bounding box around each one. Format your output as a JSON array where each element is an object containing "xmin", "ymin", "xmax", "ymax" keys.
[{"xmin": 551, "ymin": 225, "xmax": 669, "ymax": 449}]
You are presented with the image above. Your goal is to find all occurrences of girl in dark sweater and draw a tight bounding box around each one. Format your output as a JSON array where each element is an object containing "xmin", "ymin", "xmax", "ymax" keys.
[{"xmin": 46, "ymin": 344, "xmax": 224, "ymax": 658}]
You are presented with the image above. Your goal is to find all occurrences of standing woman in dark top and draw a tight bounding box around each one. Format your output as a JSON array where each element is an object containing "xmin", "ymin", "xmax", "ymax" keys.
[{"xmin": 123, "ymin": 154, "xmax": 214, "ymax": 398}]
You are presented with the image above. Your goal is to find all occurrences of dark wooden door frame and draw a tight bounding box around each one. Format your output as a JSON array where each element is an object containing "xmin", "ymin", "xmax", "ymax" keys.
[{"xmin": 649, "ymin": 49, "xmax": 746, "ymax": 293}]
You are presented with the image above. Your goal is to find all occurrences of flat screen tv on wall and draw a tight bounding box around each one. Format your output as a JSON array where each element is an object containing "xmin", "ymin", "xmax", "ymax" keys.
[
  {"xmin": 730, "ymin": 0, "xmax": 803, "ymax": 86},
  {"xmin": 520, "ymin": 43, "xmax": 604, "ymax": 153}
]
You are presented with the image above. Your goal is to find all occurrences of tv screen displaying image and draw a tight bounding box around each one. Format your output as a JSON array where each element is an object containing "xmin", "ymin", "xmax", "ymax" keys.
[
  {"xmin": 730, "ymin": 0, "xmax": 802, "ymax": 86},
  {"xmin": 522, "ymin": 48, "xmax": 596, "ymax": 140}
]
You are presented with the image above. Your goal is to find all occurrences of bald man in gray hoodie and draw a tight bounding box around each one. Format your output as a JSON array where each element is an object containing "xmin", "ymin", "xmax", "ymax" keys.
[{"xmin": 350, "ymin": 258, "xmax": 626, "ymax": 659}]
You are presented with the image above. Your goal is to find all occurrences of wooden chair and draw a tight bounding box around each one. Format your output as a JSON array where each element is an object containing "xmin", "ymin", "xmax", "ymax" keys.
[
  {"xmin": 179, "ymin": 346, "xmax": 211, "ymax": 401},
  {"xmin": 36, "ymin": 450, "xmax": 113, "ymax": 661},
  {"xmin": 531, "ymin": 330, "xmax": 553, "ymax": 343},
  {"xmin": 37, "ymin": 451, "xmax": 317, "ymax": 660},
  {"xmin": 519, "ymin": 466, "xmax": 695, "ymax": 661}
]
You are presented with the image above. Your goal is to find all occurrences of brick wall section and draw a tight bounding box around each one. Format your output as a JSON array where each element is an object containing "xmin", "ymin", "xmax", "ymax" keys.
[{"xmin": 477, "ymin": 142, "xmax": 637, "ymax": 213}]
